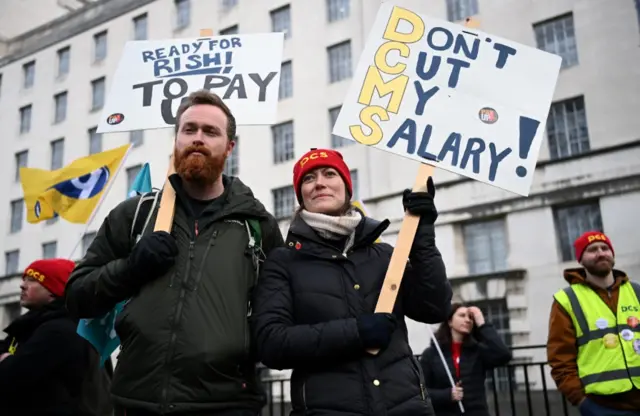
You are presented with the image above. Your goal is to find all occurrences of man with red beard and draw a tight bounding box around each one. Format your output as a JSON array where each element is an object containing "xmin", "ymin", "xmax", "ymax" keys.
[
  {"xmin": 65, "ymin": 90, "xmax": 284, "ymax": 416},
  {"xmin": 547, "ymin": 231, "xmax": 640, "ymax": 415}
]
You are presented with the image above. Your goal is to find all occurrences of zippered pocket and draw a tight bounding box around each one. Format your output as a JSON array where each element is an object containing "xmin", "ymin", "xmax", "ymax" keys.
[{"xmin": 410, "ymin": 357, "xmax": 426, "ymax": 401}]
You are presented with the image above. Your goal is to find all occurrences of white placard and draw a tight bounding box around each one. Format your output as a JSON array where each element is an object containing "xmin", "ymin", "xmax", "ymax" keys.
[
  {"xmin": 97, "ymin": 32, "xmax": 284, "ymax": 133},
  {"xmin": 332, "ymin": 3, "xmax": 562, "ymax": 196}
]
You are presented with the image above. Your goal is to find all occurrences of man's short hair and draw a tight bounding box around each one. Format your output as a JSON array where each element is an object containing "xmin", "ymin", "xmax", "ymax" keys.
[{"xmin": 174, "ymin": 90, "xmax": 236, "ymax": 141}]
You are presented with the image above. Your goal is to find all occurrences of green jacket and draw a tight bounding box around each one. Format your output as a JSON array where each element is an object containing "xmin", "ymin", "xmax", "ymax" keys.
[{"xmin": 65, "ymin": 175, "xmax": 284, "ymax": 414}]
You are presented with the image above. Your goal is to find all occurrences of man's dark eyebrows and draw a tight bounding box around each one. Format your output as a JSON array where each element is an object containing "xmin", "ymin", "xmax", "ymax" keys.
[{"xmin": 181, "ymin": 122, "xmax": 222, "ymax": 135}]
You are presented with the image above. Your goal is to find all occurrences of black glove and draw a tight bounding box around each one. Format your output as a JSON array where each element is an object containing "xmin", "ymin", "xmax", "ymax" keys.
[
  {"xmin": 357, "ymin": 313, "xmax": 398, "ymax": 350},
  {"xmin": 402, "ymin": 177, "xmax": 438, "ymax": 224},
  {"xmin": 128, "ymin": 231, "xmax": 179, "ymax": 284}
]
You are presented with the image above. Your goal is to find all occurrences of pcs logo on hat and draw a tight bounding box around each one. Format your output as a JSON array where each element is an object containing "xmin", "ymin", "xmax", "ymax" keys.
[
  {"xmin": 587, "ymin": 234, "xmax": 608, "ymax": 243},
  {"xmin": 299, "ymin": 151, "xmax": 329, "ymax": 168},
  {"xmin": 25, "ymin": 268, "xmax": 46, "ymax": 283}
]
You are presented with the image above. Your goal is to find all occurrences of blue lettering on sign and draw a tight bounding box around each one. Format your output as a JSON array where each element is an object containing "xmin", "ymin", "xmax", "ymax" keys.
[{"xmin": 140, "ymin": 38, "xmax": 243, "ymax": 78}]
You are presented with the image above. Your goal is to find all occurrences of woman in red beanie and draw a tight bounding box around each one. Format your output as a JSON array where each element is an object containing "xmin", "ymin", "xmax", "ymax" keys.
[{"xmin": 251, "ymin": 148, "xmax": 452, "ymax": 416}]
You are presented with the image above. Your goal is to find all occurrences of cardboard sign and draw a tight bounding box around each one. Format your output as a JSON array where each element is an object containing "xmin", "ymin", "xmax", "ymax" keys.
[
  {"xmin": 97, "ymin": 32, "xmax": 284, "ymax": 133},
  {"xmin": 332, "ymin": 3, "xmax": 562, "ymax": 196}
]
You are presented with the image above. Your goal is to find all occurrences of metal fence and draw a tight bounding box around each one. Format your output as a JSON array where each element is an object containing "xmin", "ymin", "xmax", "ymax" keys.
[{"xmin": 257, "ymin": 345, "xmax": 580, "ymax": 416}]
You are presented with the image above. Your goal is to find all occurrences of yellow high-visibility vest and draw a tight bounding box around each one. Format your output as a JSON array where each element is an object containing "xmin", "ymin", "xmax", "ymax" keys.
[{"xmin": 554, "ymin": 280, "xmax": 640, "ymax": 395}]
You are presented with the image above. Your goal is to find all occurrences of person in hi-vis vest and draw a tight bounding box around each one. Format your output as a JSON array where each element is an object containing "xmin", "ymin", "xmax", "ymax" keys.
[{"xmin": 547, "ymin": 231, "xmax": 640, "ymax": 415}]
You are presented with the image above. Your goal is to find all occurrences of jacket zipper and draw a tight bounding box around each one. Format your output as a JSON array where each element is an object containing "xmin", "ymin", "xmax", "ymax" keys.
[
  {"xmin": 302, "ymin": 380, "xmax": 307, "ymax": 410},
  {"xmin": 161, "ymin": 223, "xmax": 196, "ymax": 410}
]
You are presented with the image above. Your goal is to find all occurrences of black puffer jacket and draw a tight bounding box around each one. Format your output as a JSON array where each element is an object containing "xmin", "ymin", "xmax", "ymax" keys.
[
  {"xmin": 251, "ymin": 214, "xmax": 452, "ymax": 416},
  {"xmin": 419, "ymin": 324, "xmax": 512, "ymax": 416},
  {"xmin": 0, "ymin": 299, "xmax": 110, "ymax": 415}
]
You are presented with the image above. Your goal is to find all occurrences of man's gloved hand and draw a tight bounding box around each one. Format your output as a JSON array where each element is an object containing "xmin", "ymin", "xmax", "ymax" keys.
[
  {"xmin": 128, "ymin": 231, "xmax": 179, "ymax": 284},
  {"xmin": 356, "ymin": 313, "xmax": 398, "ymax": 350},
  {"xmin": 402, "ymin": 176, "xmax": 438, "ymax": 224}
]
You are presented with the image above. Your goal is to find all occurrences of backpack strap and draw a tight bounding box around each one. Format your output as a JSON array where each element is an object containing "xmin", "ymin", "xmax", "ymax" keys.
[{"xmin": 130, "ymin": 191, "xmax": 160, "ymax": 244}]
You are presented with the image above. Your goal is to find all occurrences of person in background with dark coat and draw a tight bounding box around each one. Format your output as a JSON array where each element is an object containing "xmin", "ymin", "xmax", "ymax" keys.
[
  {"xmin": 420, "ymin": 303, "xmax": 512, "ymax": 416},
  {"xmin": 251, "ymin": 148, "xmax": 452, "ymax": 416},
  {"xmin": 0, "ymin": 258, "xmax": 112, "ymax": 415}
]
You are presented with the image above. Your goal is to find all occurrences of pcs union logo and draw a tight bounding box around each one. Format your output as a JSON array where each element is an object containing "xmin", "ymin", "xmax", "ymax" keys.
[
  {"xmin": 53, "ymin": 166, "xmax": 111, "ymax": 199},
  {"xmin": 479, "ymin": 107, "xmax": 499, "ymax": 124},
  {"xmin": 107, "ymin": 113, "xmax": 125, "ymax": 125}
]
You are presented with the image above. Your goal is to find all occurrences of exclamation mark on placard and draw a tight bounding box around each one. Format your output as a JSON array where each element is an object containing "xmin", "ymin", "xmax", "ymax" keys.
[
  {"xmin": 223, "ymin": 51, "xmax": 233, "ymax": 74},
  {"xmin": 515, "ymin": 116, "xmax": 541, "ymax": 178}
]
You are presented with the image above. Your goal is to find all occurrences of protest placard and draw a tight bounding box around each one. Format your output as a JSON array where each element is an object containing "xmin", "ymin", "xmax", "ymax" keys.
[
  {"xmin": 332, "ymin": 3, "xmax": 562, "ymax": 196},
  {"xmin": 96, "ymin": 32, "xmax": 284, "ymax": 133}
]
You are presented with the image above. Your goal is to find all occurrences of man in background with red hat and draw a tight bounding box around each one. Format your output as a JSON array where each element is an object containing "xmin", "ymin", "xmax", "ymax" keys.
[
  {"xmin": 547, "ymin": 231, "xmax": 640, "ymax": 415},
  {"xmin": 0, "ymin": 258, "xmax": 112, "ymax": 415}
]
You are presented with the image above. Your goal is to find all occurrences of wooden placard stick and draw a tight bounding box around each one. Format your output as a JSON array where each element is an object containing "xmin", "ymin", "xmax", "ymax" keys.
[
  {"xmin": 367, "ymin": 17, "xmax": 480, "ymax": 355},
  {"xmin": 153, "ymin": 28, "xmax": 213, "ymax": 232}
]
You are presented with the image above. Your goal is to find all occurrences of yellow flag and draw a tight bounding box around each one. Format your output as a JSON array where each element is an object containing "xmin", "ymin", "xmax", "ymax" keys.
[
  {"xmin": 20, "ymin": 144, "xmax": 130, "ymax": 224},
  {"xmin": 352, "ymin": 200, "xmax": 383, "ymax": 244}
]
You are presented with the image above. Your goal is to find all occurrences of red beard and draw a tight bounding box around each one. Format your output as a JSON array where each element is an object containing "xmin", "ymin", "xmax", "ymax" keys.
[{"xmin": 174, "ymin": 144, "xmax": 226, "ymax": 186}]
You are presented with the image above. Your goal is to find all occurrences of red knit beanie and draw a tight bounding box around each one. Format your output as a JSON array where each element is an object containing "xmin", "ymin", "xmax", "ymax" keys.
[
  {"xmin": 293, "ymin": 148, "xmax": 352, "ymax": 203},
  {"xmin": 573, "ymin": 231, "xmax": 614, "ymax": 262},
  {"xmin": 23, "ymin": 258, "xmax": 75, "ymax": 298}
]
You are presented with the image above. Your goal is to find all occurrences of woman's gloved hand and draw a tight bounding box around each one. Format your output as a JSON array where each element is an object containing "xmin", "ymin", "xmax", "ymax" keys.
[
  {"xmin": 356, "ymin": 313, "xmax": 398, "ymax": 350},
  {"xmin": 402, "ymin": 176, "xmax": 438, "ymax": 224}
]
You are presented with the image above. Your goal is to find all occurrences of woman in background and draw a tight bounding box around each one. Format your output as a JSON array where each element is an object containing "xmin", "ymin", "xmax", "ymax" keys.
[{"xmin": 420, "ymin": 303, "xmax": 512, "ymax": 416}]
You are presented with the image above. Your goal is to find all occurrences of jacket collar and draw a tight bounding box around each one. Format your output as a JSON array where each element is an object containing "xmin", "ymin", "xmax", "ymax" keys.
[
  {"xmin": 3, "ymin": 298, "xmax": 70, "ymax": 341},
  {"xmin": 285, "ymin": 211, "xmax": 390, "ymax": 257}
]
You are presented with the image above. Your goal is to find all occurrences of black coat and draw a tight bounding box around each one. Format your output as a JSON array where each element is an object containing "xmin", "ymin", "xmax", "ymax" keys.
[
  {"xmin": 419, "ymin": 324, "xmax": 512, "ymax": 416},
  {"xmin": 251, "ymin": 215, "xmax": 453, "ymax": 416},
  {"xmin": 0, "ymin": 299, "xmax": 110, "ymax": 415}
]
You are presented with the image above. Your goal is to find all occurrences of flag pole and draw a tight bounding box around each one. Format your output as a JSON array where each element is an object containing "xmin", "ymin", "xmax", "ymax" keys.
[{"xmin": 67, "ymin": 144, "xmax": 133, "ymax": 260}]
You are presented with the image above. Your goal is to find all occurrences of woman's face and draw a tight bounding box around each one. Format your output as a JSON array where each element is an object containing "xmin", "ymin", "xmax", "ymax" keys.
[
  {"xmin": 449, "ymin": 307, "xmax": 473, "ymax": 335},
  {"xmin": 300, "ymin": 167, "xmax": 347, "ymax": 215}
]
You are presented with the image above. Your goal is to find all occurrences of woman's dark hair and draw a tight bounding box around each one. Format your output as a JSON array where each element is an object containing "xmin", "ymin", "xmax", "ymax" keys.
[{"xmin": 434, "ymin": 302, "xmax": 478, "ymax": 345}]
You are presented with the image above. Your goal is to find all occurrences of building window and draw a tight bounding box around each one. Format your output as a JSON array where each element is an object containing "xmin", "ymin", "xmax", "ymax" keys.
[
  {"xmin": 19, "ymin": 105, "xmax": 32, "ymax": 134},
  {"xmin": 0, "ymin": 73, "xmax": 3, "ymax": 97},
  {"xmin": 42, "ymin": 242, "xmax": 57, "ymax": 259},
  {"xmin": 126, "ymin": 165, "xmax": 142, "ymax": 195},
  {"xmin": 327, "ymin": 0, "xmax": 350, "ymax": 22},
  {"xmin": 5, "ymin": 302, "xmax": 22, "ymax": 323},
  {"xmin": 93, "ymin": 31, "xmax": 107, "ymax": 62},
  {"xmin": 271, "ymin": 5, "xmax": 291, "ymax": 39},
  {"xmin": 51, "ymin": 139, "xmax": 64, "ymax": 170},
  {"xmin": 272, "ymin": 186, "xmax": 296, "ymax": 219},
  {"xmin": 446, "ymin": 0, "xmax": 479, "ymax": 22},
  {"xmin": 10, "ymin": 199, "xmax": 23, "ymax": 234},
  {"xmin": 133, "ymin": 13, "xmax": 148, "ymax": 40},
  {"xmin": 224, "ymin": 137, "xmax": 239, "ymax": 176},
  {"xmin": 22, "ymin": 61, "xmax": 35, "ymax": 89},
  {"xmin": 130, "ymin": 130, "xmax": 144, "ymax": 147},
  {"xmin": 475, "ymin": 298, "xmax": 514, "ymax": 391},
  {"xmin": 14, "ymin": 151, "xmax": 28, "ymax": 182},
  {"xmin": 463, "ymin": 219, "xmax": 508, "ymax": 275},
  {"xmin": 534, "ymin": 14, "xmax": 578, "ymax": 69},
  {"xmin": 327, "ymin": 41, "xmax": 352, "ymax": 83},
  {"xmin": 350, "ymin": 169, "xmax": 359, "ymax": 200},
  {"xmin": 91, "ymin": 77, "xmax": 106, "ymax": 111},
  {"xmin": 89, "ymin": 127, "xmax": 102, "ymax": 155},
  {"xmin": 175, "ymin": 0, "xmax": 190, "ymax": 29},
  {"xmin": 553, "ymin": 201, "xmax": 603, "ymax": 262},
  {"xmin": 279, "ymin": 61, "xmax": 293, "ymax": 100},
  {"xmin": 46, "ymin": 215, "xmax": 59, "ymax": 225},
  {"xmin": 221, "ymin": 0, "xmax": 238, "ymax": 10},
  {"xmin": 220, "ymin": 25, "xmax": 239, "ymax": 35},
  {"xmin": 57, "ymin": 47, "xmax": 70, "ymax": 77},
  {"xmin": 329, "ymin": 106, "xmax": 351, "ymax": 148},
  {"xmin": 4, "ymin": 250, "xmax": 19, "ymax": 275},
  {"xmin": 54, "ymin": 91, "xmax": 67, "ymax": 124},
  {"xmin": 82, "ymin": 232, "xmax": 96, "ymax": 256},
  {"xmin": 272, "ymin": 121, "xmax": 295, "ymax": 164},
  {"xmin": 547, "ymin": 96, "xmax": 589, "ymax": 160}
]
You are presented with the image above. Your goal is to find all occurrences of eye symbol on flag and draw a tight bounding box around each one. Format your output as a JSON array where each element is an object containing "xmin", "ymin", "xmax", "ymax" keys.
[
  {"xmin": 52, "ymin": 166, "xmax": 110, "ymax": 200},
  {"xmin": 34, "ymin": 201, "xmax": 42, "ymax": 218}
]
